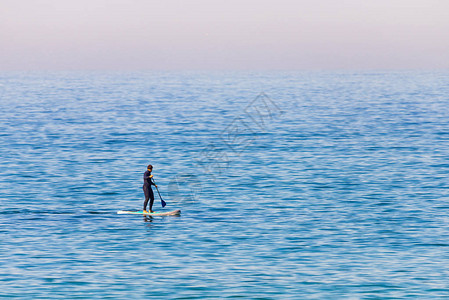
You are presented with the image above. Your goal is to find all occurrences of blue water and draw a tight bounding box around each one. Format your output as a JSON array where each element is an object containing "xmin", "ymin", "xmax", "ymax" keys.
[{"xmin": 1, "ymin": 71, "xmax": 449, "ymax": 299}]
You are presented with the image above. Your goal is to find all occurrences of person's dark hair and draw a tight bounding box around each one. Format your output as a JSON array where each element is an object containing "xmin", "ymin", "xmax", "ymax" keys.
[{"xmin": 147, "ymin": 164, "xmax": 153, "ymax": 170}]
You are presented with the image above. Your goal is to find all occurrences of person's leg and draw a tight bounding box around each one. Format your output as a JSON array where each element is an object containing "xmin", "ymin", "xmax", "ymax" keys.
[
  {"xmin": 143, "ymin": 186, "xmax": 150, "ymax": 212},
  {"xmin": 149, "ymin": 188, "xmax": 155, "ymax": 212}
]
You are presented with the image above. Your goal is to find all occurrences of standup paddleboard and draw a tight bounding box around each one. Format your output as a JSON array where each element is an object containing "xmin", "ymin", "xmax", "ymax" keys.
[{"xmin": 117, "ymin": 209, "xmax": 181, "ymax": 216}]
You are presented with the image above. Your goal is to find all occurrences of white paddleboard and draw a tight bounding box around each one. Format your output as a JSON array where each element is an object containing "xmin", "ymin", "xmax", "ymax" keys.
[{"xmin": 117, "ymin": 209, "xmax": 181, "ymax": 216}]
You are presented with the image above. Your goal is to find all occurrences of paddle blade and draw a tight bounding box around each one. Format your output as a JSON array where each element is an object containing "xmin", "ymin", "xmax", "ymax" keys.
[{"xmin": 161, "ymin": 199, "xmax": 167, "ymax": 208}]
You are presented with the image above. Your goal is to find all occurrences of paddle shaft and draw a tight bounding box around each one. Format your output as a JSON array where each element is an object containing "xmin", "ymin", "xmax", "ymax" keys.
[{"xmin": 152, "ymin": 178, "xmax": 167, "ymax": 207}]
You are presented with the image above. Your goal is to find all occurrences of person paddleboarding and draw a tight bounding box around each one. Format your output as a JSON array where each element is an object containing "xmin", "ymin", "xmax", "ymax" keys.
[{"xmin": 143, "ymin": 164, "xmax": 157, "ymax": 213}]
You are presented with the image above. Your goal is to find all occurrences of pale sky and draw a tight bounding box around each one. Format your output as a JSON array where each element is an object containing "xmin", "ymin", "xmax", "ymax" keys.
[{"xmin": 1, "ymin": 0, "xmax": 448, "ymax": 70}]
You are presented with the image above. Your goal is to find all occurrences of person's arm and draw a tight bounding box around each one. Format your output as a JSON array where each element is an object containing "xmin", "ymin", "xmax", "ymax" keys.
[
  {"xmin": 144, "ymin": 172, "xmax": 155, "ymax": 184},
  {"xmin": 143, "ymin": 171, "xmax": 153, "ymax": 181}
]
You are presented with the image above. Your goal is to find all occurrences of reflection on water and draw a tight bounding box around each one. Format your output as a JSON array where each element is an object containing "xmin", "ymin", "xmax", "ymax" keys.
[{"xmin": 143, "ymin": 216, "xmax": 153, "ymax": 224}]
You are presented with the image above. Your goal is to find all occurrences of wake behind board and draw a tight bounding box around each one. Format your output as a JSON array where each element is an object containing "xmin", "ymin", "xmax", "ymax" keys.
[{"xmin": 117, "ymin": 209, "xmax": 181, "ymax": 216}]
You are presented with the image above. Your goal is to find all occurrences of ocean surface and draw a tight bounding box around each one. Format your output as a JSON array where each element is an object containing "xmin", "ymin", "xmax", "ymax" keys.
[{"xmin": 1, "ymin": 71, "xmax": 449, "ymax": 299}]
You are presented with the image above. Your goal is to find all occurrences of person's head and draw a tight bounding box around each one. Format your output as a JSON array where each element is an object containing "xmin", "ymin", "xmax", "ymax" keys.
[{"xmin": 147, "ymin": 164, "xmax": 153, "ymax": 172}]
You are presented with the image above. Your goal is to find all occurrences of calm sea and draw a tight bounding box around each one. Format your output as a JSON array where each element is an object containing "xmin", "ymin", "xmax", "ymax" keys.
[{"xmin": 1, "ymin": 71, "xmax": 449, "ymax": 299}]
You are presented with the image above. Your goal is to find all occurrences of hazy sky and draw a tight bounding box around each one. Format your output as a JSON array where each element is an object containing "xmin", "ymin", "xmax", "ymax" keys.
[{"xmin": 1, "ymin": 0, "xmax": 448, "ymax": 70}]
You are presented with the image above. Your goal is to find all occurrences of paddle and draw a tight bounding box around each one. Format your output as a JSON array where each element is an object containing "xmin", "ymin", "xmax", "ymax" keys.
[{"xmin": 152, "ymin": 178, "xmax": 166, "ymax": 208}]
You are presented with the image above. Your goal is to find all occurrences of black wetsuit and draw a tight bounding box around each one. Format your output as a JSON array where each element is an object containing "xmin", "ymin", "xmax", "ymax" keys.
[{"xmin": 143, "ymin": 170, "xmax": 155, "ymax": 211}]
